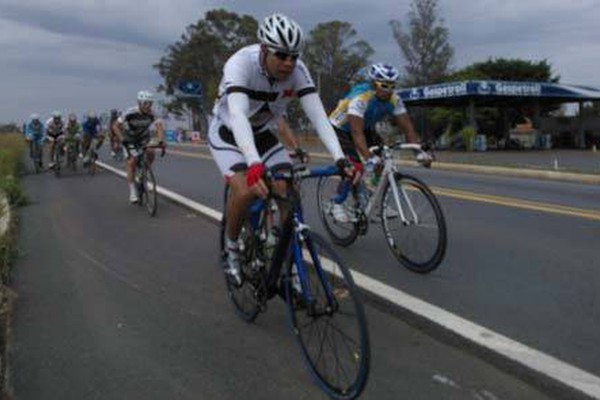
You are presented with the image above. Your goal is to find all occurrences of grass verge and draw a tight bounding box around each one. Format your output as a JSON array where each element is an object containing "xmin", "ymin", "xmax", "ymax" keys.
[{"xmin": 0, "ymin": 132, "xmax": 26, "ymax": 399}]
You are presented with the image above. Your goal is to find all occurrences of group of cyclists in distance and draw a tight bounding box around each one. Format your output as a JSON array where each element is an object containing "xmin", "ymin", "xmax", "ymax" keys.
[{"xmin": 23, "ymin": 90, "xmax": 166, "ymax": 204}]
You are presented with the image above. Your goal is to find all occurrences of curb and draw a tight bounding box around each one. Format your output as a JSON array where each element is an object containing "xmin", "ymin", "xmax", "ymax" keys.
[
  {"xmin": 302, "ymin": 149, "xmax": 600, "ymax": 185},
  {"xmin": 170, "ymin": 142, "xmax": 600, "ymax": 183},
  {"xmin": 429, "ymin": 161, "xmax": 600, "ymax": 185}
]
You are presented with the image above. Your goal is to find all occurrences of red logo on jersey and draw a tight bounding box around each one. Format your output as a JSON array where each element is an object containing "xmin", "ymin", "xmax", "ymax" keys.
[{"xmin": 282, "ymin": 89, "xmax": 295, "ymax": 98}]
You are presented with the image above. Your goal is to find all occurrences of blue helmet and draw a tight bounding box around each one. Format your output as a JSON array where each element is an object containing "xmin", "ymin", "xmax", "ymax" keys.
[{"xmin": 368, "ymin": 63, "xmax": 399, "ymax": 82}]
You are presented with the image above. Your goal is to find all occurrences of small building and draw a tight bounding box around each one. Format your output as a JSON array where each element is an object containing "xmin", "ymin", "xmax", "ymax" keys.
[{"xmin": 398, "ymin": 80, "xmax": 600, "ymax": 149}]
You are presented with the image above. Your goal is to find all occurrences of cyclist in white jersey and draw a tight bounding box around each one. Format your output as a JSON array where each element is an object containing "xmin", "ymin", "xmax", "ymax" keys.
[
  {"xmin": 208, "ymin": 12, "xmax": 355, "ymax": 284},
  {"xmin": 45, "ymin": 110, "xmax": 65, "ymax": 169},
  {"xmin": 112, "ymin": 90, "xmax": 166, "ymax": 203}
]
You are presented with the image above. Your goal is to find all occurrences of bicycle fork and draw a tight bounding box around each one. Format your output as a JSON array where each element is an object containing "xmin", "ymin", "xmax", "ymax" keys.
[
  {"xmin": 386, "ymin": 173, "xmax": 419, "ymax": 225},
  {"xmin": 291, "ymin": 225, "xmax": 338, "ymax": 317}
]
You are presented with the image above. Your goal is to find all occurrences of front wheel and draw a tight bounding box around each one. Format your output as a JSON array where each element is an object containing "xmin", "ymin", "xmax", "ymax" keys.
[
  {"xmin": 380, "ymin": 173, "xmax": 447, "ymax": 273},
  {"xmin": 88, "ymin": 150, "xmax": 97, "ymax": 176},
  {"xmin": 67, "ymin": 146, "xmax": 77, "ymax": 172},
  {"xmin": 316, "ymin": 175, "xmax": 360, "ymax": 247},
  {"xmin": 285, "ymin": 232, "xmax": 370, "ymax": 399},
  {"xmin": 53, "ymin": 146, "xmax": 62, "ymax": 178},
  {"xmin": 32, "ymin": 143, "xmax": 42, "ymax": 174},
  {"xmin": 143, "ymin": 166, "xmax": 157, "ymax": 217}
]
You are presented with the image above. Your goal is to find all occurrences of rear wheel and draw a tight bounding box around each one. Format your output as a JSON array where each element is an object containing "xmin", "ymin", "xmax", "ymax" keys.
[
  {"xmin": 220, "ymin": 186, "xmax": 262, "ymax": 322},
  {"xmin": 316, "ymin": 175, "xmax": 360, "ymax": 246},
  {"xmin": 53, "ymin": 146, "xmax": 62, "ymax": 178},
  {"xmin": 380, "ymin": 173, "xmax": 447, "ymax": 273},
  {"xmin": 285, "ymin": 232, "xmax": 370, "ymax": 399},
  {"xmin": 88, "ymin": 150, "xmax": 97, "ymax": 176}
]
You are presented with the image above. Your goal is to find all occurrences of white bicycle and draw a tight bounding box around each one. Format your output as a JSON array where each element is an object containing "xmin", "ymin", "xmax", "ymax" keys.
[{"xmin": 317, "ymin": 142, "xmax": 447, "ymax": 274}]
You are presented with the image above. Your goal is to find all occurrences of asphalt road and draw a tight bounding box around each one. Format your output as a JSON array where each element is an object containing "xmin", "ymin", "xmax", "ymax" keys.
[
  {"xmin": 8, "ymin": 162, "xmax": 554, "ymax": 399},
  {"xmin": 125, "ymin": 144, "xmax": 600, "ymax": 377}
]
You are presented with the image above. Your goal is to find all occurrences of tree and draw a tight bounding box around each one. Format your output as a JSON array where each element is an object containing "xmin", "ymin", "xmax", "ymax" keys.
[
  {"xmin": 448, "ymin": 58, "xmax": 560, "ymax": 83},
  {"xmin": 302, "ymin": 21, "xmax": 374, "ymax": 113},
  {"xmin": 154, "ymin": 9, "xmax": 258, "ymax": 132},
  {"xmin": 390, "ymin": 0, "xmax": 453, "ymax": 86}
]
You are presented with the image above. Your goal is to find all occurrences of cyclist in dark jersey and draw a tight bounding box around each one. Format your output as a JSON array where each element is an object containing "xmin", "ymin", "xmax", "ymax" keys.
[
  {"xmin": 112, "ymin": 90, "xmax": 166, "ymax": 203},
  {"xmin": 81, "ymin": 111, "xmax": 104, "ymax": 165}
]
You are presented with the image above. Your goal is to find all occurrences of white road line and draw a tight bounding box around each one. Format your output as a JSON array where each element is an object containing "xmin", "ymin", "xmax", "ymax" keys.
[{"xmin": 98, "ymin": 160, "xmax": 600, "ymax": 399}]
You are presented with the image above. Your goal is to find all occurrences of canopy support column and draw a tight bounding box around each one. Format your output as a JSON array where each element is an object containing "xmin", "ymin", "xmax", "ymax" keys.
[
  {"xmin": 467, "ymin": 98, "xmax": 477, "ymax": 130},
  {"xmin": 578, "ymin": 101, "xmax": 585, "ymax": 149}
]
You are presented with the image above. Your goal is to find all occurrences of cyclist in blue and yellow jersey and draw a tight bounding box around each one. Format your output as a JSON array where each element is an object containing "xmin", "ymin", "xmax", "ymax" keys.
[
  {"xmin": 81, "ymin": 111, "xmax": 104, "ymax": 165},
  {"xmin": 328, "ymin": 63, "xmax": 430, "ymax": 221},
  {"xmin": 330, "ymin": 63, "xmax": 424, "ymax": 163},
  {"xmin": 25, "ymin": 114, "xmax": 45, "ymax": 167}
]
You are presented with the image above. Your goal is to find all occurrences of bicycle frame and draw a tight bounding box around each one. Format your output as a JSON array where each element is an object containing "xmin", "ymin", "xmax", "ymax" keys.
[
  {"xmin": 255, "ymin": 165, "xmax": 340, "ymax": 310},
  {"xmin": 337, "ymin": 143, "xmax": 422, "ymax": 226}
]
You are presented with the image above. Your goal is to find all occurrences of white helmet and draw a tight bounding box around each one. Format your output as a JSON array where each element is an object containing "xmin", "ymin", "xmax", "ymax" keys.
[
  {"xmin": 51, "ymin": 110, "xmax": 62, "ymax": 118},
  {"xmin": 30, "ymin": 113, "xmax": 40, "ymax": 121},
  {"xmin": 137, "ymin": 90, "xmax": 154, "ymax": 102},
  {"xmin": 257, "ymin": 13, "xmax": 304, "ymax": 53},
  {"xmin": 88, "ymin": 111, "xmax": 96, "ymax": 119},
  {"xmin": 368, "ymin": 63, "xmax": 400, "ymax": 82}
]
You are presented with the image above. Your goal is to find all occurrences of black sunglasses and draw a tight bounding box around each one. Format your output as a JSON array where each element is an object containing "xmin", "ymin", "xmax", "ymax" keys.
[{"xmin": 267, "ymin": 47, "xmax": 300, "ymax": 61}]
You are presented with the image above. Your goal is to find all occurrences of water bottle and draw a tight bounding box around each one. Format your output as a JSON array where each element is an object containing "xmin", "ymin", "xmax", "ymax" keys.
[{"xmin": 364, "ymin": 158, "xmax": 377, "ymax": 191}]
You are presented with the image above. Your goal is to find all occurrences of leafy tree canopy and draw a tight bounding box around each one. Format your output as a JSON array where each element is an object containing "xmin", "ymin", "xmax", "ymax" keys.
[
  {"xmin": 448, "ymin": 58, "xmax": 560, "ymax": 83},
  {"xmin": 302, "ymin": 21, "xmax": 374, "ymax": 111},
  {"xmin": 154, "ymin": 9, "xmax": 258, "ymax": 124}
]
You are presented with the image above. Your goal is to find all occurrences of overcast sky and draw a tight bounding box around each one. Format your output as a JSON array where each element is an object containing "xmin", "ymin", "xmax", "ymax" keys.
[{"xmin": 2, "ymin": 0, "xmax": 600, "ymax": 123}]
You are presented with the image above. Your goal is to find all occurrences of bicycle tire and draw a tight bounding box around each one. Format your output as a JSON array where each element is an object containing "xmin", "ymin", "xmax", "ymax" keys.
[
  {"xmin": 284, "ymin": 232, "xmax": 370, "ymax": 399},
  {"xmin": 144, "ymin": 166, "xmax": 157, "ymax": 217},
  {"xmin": 220, "ymin": 186, "xmax": 261, "ymax": 322},
  {"xmin": 316, "ymin": 175, "xmax": 360, "ymax": 247},
  {"xmin": 53, "ymin": 147, "xmax": 62, "ymax": 178},
  {"xmin": 380, "ymin": 173, "xmax": 447, "ymax": 273},
  {"xmin": 88, "ymin": 151, "xmax": 97, "ymax": 176},
  {"xmin": 68, "ymin": 147, "xmax": 77, "ymax": 172},
  {"xmin": 32, "ymin": 143, "xmax": 42, "ymax": 174}
]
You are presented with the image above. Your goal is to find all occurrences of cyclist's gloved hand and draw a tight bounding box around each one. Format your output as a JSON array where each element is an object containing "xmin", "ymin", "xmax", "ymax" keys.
[
  {"xmin": 420, "ymin": 142, "xmax": 432, "ymax": 153},
  {"xmin": 246, "ymin": 162, "xmax": 265, "ymax": 187},
  {"xmin": 335, "ymin": 158, "xmax": 361, "ymax": 184},
  {"xmin": 290, "ymin": 147, "xmax": 309, "ymax": 164},
  {"xmin": 416, "ymin": 151, "xmax": 433, "ymax": 168},
  {"xmin": 365, "ymin": 155, "xmax": 381, "ymax": 170},
  {"xmin": 246, "ymin": 162, "xmax": 269, "ymax": 198}
]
